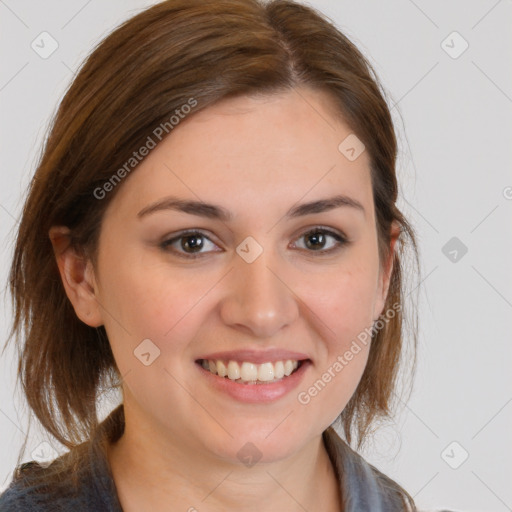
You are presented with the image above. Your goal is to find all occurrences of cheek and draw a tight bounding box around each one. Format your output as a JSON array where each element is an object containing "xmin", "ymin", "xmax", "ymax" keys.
[
  {"xmin": 299, "ymin": 253, "xmax": 380, "ymax": 345},
  {"xmin": 292, "ymin": 252, "xmax": 378, "ymax": 418},
  {"xmin": 94, "ymin": 245, "xmax": 201, "ymax": 368},
  {"xmin": 96, "ymin": 260, "xmax": 211, "ymax": 419},
  {"xmin": 297, "ymin": 278, "xmax": 374, "ymax": 428}
]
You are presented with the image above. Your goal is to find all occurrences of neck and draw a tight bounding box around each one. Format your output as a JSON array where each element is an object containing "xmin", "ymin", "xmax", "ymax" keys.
[{"xmin": 106, "ymin": 408, "xmax": 341, "ymax": 512}]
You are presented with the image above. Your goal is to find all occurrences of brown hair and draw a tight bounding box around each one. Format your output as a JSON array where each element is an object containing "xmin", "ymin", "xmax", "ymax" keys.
[{"xmin": 4, "ymin": 0, "xmax": 419, "ymax": 507}]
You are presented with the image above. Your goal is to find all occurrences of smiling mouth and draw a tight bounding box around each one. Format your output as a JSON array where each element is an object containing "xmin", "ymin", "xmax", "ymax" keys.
[{"xmin": 196, "ymin": 358, "xmax": 307, "ymax": 385}]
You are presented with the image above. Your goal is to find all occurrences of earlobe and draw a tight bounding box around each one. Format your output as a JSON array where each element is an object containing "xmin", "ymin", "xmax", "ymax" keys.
[{"xmin": 48, "ymin": 226, "xmax": 104, "ymax": 327}]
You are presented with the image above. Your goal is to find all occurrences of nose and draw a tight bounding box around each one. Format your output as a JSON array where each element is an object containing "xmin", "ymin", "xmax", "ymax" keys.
[{"xmin": 219, "ymin": 244, "xmax": 299, "ymax": 338}]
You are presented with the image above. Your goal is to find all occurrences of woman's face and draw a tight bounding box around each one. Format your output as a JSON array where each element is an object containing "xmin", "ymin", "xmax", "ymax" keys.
[{"xmin": 89, "ymin": 87, "xmax": 396, "ymax": 464}]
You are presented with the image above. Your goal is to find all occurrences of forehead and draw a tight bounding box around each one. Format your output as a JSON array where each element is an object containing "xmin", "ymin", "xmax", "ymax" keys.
[{"xmin": 105, "ymin": 87, "xmax": 373, "ymax": 221}]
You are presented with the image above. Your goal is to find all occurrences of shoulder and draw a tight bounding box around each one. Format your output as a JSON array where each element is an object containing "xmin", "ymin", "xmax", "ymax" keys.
[
  {"xmin": 354, "ymin": 453, "xmax": 462, "ymax": 512},
  {"xmin": 323, "ymin": 427, "xmax": 462, "ymax": 512},
  {"xmin": 0, "ymin": 460, "xmax": 82, "ymax": 511},
  {"xmin": 0, "ymin": 462, "xmax": 59, "ymax": 510},
  {"xmin": 0, "ymin": 407, "xmax": 125, "ymax": 511},
  {"xmin": 323, "ymin": 426, "xmax": 414, "ymax": 510},
  {"xmin": 323, "ymin": 426, "xmax": 428, "ymax": 510},
  {"xmin": 0, "ymin": 447, "xmax": 121, "ymax": 512},
  {"xmin": 0, "ymin": 463, "xmax": 36, "ymax": 510}
]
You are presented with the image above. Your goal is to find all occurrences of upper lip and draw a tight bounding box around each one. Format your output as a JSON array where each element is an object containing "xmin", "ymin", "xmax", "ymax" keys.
[{"xmin": 196, "ymin": 349, "xmax": 311, "ymax": 365}]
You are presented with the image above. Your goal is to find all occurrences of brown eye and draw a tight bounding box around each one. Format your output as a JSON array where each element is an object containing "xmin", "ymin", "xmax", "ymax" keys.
[
  {"xmin": 304, "ymin": 231, "xmax": 327, "ymax": 250},
  {"xmin": 293, "ymin": 228, "xmax": 348, "ymax": 254},
  {"xmin": 179, "ymin": 234, "xmax": 205, "ymax": 253},
  {"xmin": 160, "ymin": 226, "xmax": 349, "ymax": 260},
  {"xmin": 161, "ymin": 230, "xmax": 219, "ymax": 258}
]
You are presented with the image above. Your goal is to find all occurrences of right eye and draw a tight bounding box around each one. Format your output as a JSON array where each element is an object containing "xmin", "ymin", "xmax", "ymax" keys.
[{"xmin": 160, "ymin": 230, "xmax": 221, "ymax": 259}]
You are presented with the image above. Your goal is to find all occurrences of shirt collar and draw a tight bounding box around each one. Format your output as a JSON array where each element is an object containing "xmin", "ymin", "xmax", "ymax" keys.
[{"xmin": 323, "ymin": 425, "xmax": 408, "ymax": 511}]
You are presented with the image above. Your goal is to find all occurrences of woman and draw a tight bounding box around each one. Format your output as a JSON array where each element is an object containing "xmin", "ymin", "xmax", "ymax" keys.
[{"xmin": 0, "ymin": 0, "xmax": 422, "ymax": 510}]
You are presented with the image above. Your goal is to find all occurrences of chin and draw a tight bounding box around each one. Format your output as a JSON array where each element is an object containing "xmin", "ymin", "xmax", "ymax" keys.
[{"xmin": 206, "ymin": 427, "xmax": 305, "ymax": 466}]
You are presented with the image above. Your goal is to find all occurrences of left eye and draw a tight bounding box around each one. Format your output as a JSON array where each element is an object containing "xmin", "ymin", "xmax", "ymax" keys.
[
  {"xmin": 292, "ymin": 228, "xmax": 347, "ymax": 253},
  {"xmin": 160, "ymin": 228, "xmax": 348, "ymax": 258}
]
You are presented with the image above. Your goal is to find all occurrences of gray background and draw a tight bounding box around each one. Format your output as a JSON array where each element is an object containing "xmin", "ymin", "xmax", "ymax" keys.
[{"xmin": 1, "ymin": 1, "xmax": 511, "ymax": 510}]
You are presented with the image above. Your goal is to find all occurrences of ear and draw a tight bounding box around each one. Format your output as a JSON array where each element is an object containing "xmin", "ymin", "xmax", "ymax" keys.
[
  {"xmin": 373, "ymin": 221, "xmax": 401, "ymax": 321},
  {"xmin": 48, "ymin": 226, "xmax": 104, "ymax": 327}
]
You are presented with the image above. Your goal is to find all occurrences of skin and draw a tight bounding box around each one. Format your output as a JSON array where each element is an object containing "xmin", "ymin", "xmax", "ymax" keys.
[{"xmin": 49, "ymin": 86, "xmax": 399, "ymax": 511}]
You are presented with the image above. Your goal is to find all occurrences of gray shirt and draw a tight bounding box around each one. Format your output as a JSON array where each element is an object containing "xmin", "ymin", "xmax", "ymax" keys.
[{"xmin": 0, "ymin": 410, "xmax": 416, "ymax": 511}]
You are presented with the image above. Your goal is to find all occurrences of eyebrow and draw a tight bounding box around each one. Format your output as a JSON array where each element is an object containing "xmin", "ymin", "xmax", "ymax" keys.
[{"xmin": 137, "ymin": 194, "xmax": 365, "ymax": 221}]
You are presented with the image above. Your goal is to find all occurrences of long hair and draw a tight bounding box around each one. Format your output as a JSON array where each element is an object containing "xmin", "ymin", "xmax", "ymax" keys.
[{"xmin": 4, "ymin": 0, "xmax": 419, "ymax": 507}]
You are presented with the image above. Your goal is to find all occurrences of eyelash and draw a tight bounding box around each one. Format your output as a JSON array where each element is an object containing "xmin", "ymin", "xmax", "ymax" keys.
[{"xmin": 160, "ymin": 227, "xmax": 349, "ymax": 259}]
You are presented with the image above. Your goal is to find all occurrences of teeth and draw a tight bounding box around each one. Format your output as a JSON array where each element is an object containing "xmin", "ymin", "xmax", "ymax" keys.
[
  {"xmin": 284, "ymin": 360, "xmax": 294, "ymax": 376},
  {"xmin": 216, "ymin": 360, "xmax": 227, "ymax": 377},
  {"xmin": 227, "ymin": 360, "xmax": 240, "ymax": 380},
  {"xmin": 240, "ymin": 362, "xmax": 258, "ymax": 381},
  {"xmin": 258, "ymin": 362, "xmax": 274, "ymax": 382},
  {"xmin": 201, "ymin": 359, "xmax": 302, "ymax": 383},
  {"xmin": 274, "ymin": 361, "xmax": 285, "ymax": 379}
]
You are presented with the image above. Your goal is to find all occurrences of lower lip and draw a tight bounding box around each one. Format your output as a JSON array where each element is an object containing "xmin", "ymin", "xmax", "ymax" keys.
[{"xmin": 195, "ymin": 360, "xmax": 311, "ymax": 403}]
